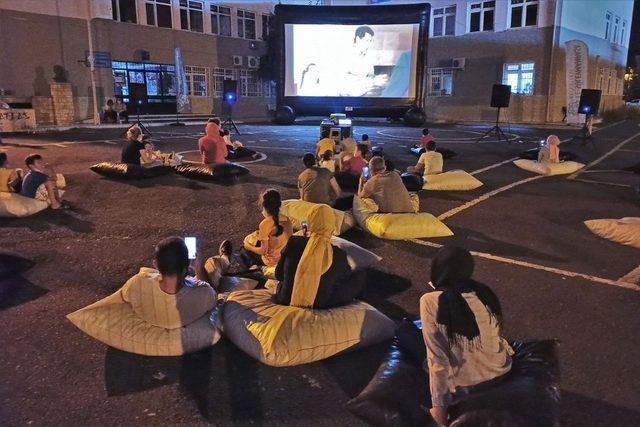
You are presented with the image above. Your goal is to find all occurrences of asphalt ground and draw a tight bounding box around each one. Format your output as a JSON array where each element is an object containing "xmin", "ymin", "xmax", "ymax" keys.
[{"xmin": 1, "ymin": 118, "xmax": 639, "ymax": 426}]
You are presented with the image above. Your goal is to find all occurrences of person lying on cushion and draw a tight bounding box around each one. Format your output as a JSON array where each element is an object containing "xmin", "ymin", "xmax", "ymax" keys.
[
  {"xmin": 274, "ymin": 204, "xmax": 365, "ymax": 309},
  {"xmin": 20, "ymin": 154, "xmax": 67, "ymax": 210},
  {"xmin": 121, "ymin": 126, "xmax": 146, "ymax": 165},
  {"xmin": 407, "ymin": 140, "xmax": 443, "ymax": 176},
  {"xmin": 420, "ymin": 246, "xmax": 513, "ymax": 427},
  {"xmin": 222, "ymin": 129, "xmax": 257, "ymax": 160},
  {"xmin": 340, "ymin": 144, "xmax": 369, "ymax": 176},
  {"xmin": 538, "ymin": 135, "xmax": 561, "ymax": 164},
  {"xmin": 298, "ymin": 153, "xmax": 343, "ymax": 206},
  {"xmin": 358, "ymin": 156, "xmax": 414, "ymax": 213},
  {"xmin": 198, "ymin": 122, "xmax": 228, "ymax": 165},
  {"xmin": 316, "ymin": 130, "xmax": 336, "ymax": 159},
  {"xmin": 242, "ymin": 189, "xmax": 293, "ymax": 269},
  {"xmin": 0, "ymin": 152, "xmax": 24, "ymax": 193}
]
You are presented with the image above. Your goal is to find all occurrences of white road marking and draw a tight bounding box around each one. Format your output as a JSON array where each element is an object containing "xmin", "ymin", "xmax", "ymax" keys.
[
  {"xmin": 409, "ymin": 239, "xmax": 639, "ymax": 291},
  {"xmin": 571, "ymin": 178, "xmax": 632, "ymax": 188},
  {"xmin": 437, "ymin": 175, "xmax": 545, "ymax": 221},
  {"xmin": 618, "ymin": 148, "xmax": 640, "ymax": 153},
  {"xmin": 54, "ymin": 143, "xmax": 69, "ymax": 148},
  {"xmin": 568, "ymin": 130, "xmax": 640, "ymax": 179},
  {"xmin": 470, "ymin": 157, "xmax": 518, "ymax": 176},
  {"xmin": 259, "ymin": 139, "xmax": 268, "ymax": 142},
  {"xmin": 619, "ymin": 265, "xmax": 640, "ymax": 286},
  {"xmin": 174, "ymin": 149, "xmax": 267, "ymax": 164}
]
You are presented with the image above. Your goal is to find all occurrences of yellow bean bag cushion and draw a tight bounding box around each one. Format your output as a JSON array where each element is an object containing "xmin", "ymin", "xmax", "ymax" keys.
[
  {"xmin": 204, "ymin": 256, "xmax": 259, "ymax": 293},
  {"xmin": 67, "ymin": 268, "xmax": 221, "ymax": 356},
  {"xmin": 281, "ymin": 199, "xmax": 356, "ymax": 235},
  {"xmin": 221, "ymin": 289, "xmax": 396, "ymax": 367},
  {"xmin": 513, "ymin": 159, "xmax": 584, "ymax": 176},
  {"xmin": 584, "ymin": 217, "xmax": 640, "ymax": 249},
  {"xmin": 0, "ymin": 174, "xmax": 66, "ymax": 218},
  {"xmin": 422, "ymin": 170, "xmax": 483, "ymax": 191},
  {"xmin": 352, "ymin": 196, "xmax": 453, "ymax": 240}
]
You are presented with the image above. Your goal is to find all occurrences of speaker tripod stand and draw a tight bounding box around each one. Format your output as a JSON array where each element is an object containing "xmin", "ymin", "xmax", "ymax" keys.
[
  {"xmin": 477, "ymin": 107, "xmax": 510, "ymax": 143},
  {"xmin": 571, "ymin": 114, "xmax": 596, "ymax": 148},
  {"xmin": 121, "ymin": 103, "xmax": 151, "ymax": 137},
  {"xmin": 222, "ymin": 102, "xmax": 240, "ymax": 135}
]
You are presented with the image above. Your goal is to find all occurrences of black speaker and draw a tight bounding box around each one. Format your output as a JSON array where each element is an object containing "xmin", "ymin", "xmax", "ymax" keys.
[
  {"xmin": 491, "ymin": 84, "xmax": 511, "ymax": 108},
  {"xmin": 223, "ymin": 79, "xmax": 238, "ymax": 103},
  {"xmin": 578, "ymin": 89, "xmax": 601, "ymax": 115}
]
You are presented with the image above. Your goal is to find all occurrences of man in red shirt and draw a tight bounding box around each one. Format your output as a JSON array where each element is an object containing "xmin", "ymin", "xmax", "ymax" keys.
[
  {"xmin": 198, "ymin": 122, "xmax": 228, "ymax": 164},
  {"xmin": 341, "ymin": 144, "xmax": 369, "ymax": 175}
]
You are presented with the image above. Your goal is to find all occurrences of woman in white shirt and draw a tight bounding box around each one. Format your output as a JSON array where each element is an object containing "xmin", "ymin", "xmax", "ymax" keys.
[{"xmin": 420, "ymin": 246, "xmax": 513, "ymax": 427}]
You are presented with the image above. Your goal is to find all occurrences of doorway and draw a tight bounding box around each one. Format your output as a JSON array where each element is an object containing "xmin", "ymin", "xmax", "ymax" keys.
[{"xmin": 112, "ymin": 61, "xmax": 177, "ymax": 114}]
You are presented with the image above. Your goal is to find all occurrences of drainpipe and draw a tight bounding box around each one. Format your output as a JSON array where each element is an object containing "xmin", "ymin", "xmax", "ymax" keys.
[
  {"xmin": 545, "ymin": 0, "xmax": 561, "ymax": 123},
  {"xmin": 86, "ymin": 1, "xmax": 100, "ymax": 125}
]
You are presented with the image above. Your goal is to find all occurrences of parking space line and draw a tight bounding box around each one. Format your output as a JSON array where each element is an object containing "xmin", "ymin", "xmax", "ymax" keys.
[
  {"xmin": 571, "ymin": 178, "xmax": 632, "ymax": 188},
  {"xmin": 568, "ymin": 130, "xmax": 640, "ymax": 179},
  {"xmin": 470, "ymin": 157, "xmax": 518, "ymax": 175},
  {"xmin": 409, "ymin": 238, "xmax": 639, "ymax": 291},
  {"xmin": 619, "ymin": 265, "xmax": 640, "ymax": 286},
  {"xmin": 437, "ymin": 175, "xmax": 545, "ymax": 221}
]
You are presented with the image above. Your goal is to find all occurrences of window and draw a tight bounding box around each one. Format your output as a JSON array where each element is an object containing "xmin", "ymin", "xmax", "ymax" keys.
[
  {"xmin": 427, "ymin": 68, "xmax": 453, "ymax": 96},
  {"xmin": 469, "ymin": 1, "xmax": 494, "ymax": 33},
  {"xmin": 620, "ymin": 19, "xmax": 627, "ymax": 45},
  {"xmin": 509, "ymin": 0, "xmax": 537, "ymax": 28},
  {"xmin": 263, "ymin": 80, "xmax": 276, "ymax": 98},
  {"xmin": 184, "ymin": 65, "xmax": 209, "ymax": 96},
  {"xmin": 605, "ymin": 11, "xmax": 612, "ymax": 40},
  {"xmin": 240, "ymin": 69, "xmax": 262, "ymax": 97},
  {"xmin": 432, "ymin": 6, "xmax": 456, "ymax": 37},
  {"xmin": 213, "ymin": 68, "xmax": 236, "ymax": 97},
  {"xmin": 210, "ymin": 5, "xmax": 232, "ymax": 36},
  {"xmin": 238, "ymin": 9, "xmax": 256, "ymax": 40},
  {"xmin": 262, "ymin": 14, "xmax": 272, "ymax": 40},
  {"xmin": 112, "ymin": 0, "xmax": 137, "ymax": 23},
  {"xmin": 180, "ymin": 0, "xmax": 203, "ymax": 32},
  {"xmin": 503, "ymin": 63, "xmax": 534, "ymax": 95},
  {"xmin": 613, "ymin": 16, "xmax": 620, "ymax": 43},
  {"xmin": 146, "ymin": 0, "xmax": 172, "ymax": 28}
]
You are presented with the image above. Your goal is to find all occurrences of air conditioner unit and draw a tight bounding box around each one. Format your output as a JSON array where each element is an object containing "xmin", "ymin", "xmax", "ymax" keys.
[
  {"xmin": 452, "ymin": 57, "xmax": 466, "ymax": 69},
  {"xmin": 232, "ymin": 55, "xmax": 243, "ymax": 67},
  {"xmin": 247, "ymin": 56, "xmax": 260, "ymax": 69}
]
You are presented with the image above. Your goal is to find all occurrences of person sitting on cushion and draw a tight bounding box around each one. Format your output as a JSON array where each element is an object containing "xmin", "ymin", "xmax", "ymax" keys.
[
  {"xmin": 0, "ymin": 152, "xmax": 24, "ymax": 193},
  {"xmin": 538, "ymin": 135, "xmax": 561, "ymax": 164},
  {"xmin": 337, "ymin": 131, "xmax": 358, "ymax": 169},
  {"xmin": 407, "ymin": 140, "xmax": 443, "ymax": 176},
  {"xmin": 20, "ymin": 154, "xmax": 67, "ymax": 209},
  {"xmin": 341, "ymin": 144, "xmax": 369, "ymax": 176},
  {"xmin": 316, "ymin": 130, "xmax": 336, "ymax": 159},
  {"xmin": 358, "ymin": 156, "xmax": 414, "ymax": 213},
  {"xmin": 298, "ymin": 153, "xmax": 343, "ymax": 206},
  {"xmin": 121, "ymin": 126, "xmax": 146, "ymax": 165},
  {"xmin": 242, "ymin": 189, "xmax": 293, "ymax": 269},
  {"xmin": 361, "ymin": 134, "xmax": 372, "ymax": 150},
  {"xmin": 419, "ymin": 128, "xmax": 435, "ymax": 151},
  {"xmin": 198, "ymin": 121, "xmax": 228, "ymax": 165},
  {"xmin": 274, "ymin": 204, "xmax": 365, "ymax": 309},
  {"xmin": 420, "ymin": 246, "xmax": 513, "ymax": 427},
  {"xmin": 319, "ymin": 149, "xmax": 336, "ymax": 173}
]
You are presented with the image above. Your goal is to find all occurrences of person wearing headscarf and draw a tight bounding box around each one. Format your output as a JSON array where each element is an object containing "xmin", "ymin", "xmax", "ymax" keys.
[
  {"xmin": 274, "ymin": 204, "xmax": 365, "ymax": 308},
  {"xmin": 538, "ymin": 135, "xmax": 561, "ymax": 164},
  {"xmin": 420, "ymin": 246, "xmax": 513, "ymax": 427},
  {"xmin": 198, "ymin": 122, "xmax": 228, "ymax": 164}
]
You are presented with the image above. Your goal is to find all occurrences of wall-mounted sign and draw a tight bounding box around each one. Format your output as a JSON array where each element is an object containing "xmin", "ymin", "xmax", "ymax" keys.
[
  {"xmin": 85, "ymin": 51, "xmax": 112, "ymax": 68},
  {"xmin": 0, "ymin": 109, "xmax": 36, "ymax": 131}
]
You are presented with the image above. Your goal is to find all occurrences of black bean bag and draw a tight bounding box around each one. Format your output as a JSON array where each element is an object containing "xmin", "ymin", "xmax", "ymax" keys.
[
  {"xmin": 335, "ymin": 172, "xmax": 360, "ymax": 192},
  {"xmin": 173, "ymin": 162, "xmax": 249, "ymax": 181},
  {"xmin": 226, "ymin": 146, "xmax": 257, "ymax": 161},
  {"xmin": 90, "ymin": 162, "xmax": 172, "ymax": 179},
  {"xmin": 410, "ymin": 146, "xmax": 457, "ymax": 159},
  {"xmin": 401, "ymin": 173, "xmax": 424, "ymax": 192},
  {"xmin": 371, "ymin": 146, "xmax": 385, "ymax": 158},
  {"xmin": 346, "ymin": 320, "xmax": 560, "ymax": 427},
  {"xmin": 518, "ymin": 148, "xmax": 576, "ymax": 162}
]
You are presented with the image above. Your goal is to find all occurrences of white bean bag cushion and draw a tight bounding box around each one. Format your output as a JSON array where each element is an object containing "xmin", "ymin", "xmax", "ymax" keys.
[
  {"xmin": 0, "ymin": 174, "xmax": 66, "ymax": 218},
  {"xmin": 221, "ymin": 289, "xmax": 396, "ymax": 367},
  {"xmin": 281, "ymin": 199, "xmax": 356, "ymax": 235},
  {"xmin": 353, "ymin": 196, "xmax": 453, "ymax": 240},
  {"xmin": 423, "ymin": 170, "xmax": 483, "ymax": 191},
  {"xmin": 67, "ymin": 268, "xmax": 221, "ymax": 356},
  {"xmin": 513, "ymin": 159, "xmax": 584, "ymax": 176},
  {"xmin": 330, "ymin": 236, "xmax": 382, "ymax": 270},
  {"xmin": 584, "ymin": 217, "xmax": 640, "ymax": 249}
]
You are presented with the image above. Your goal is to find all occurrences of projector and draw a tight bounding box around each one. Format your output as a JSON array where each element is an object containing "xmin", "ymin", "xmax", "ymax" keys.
[{"xmin": 330, "ymin": 113, "xmax": 347, "ymax": 124}]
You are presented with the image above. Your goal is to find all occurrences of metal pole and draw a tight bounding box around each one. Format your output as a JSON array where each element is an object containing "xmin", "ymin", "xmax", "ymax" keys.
[{"xmin": 86, "ymin": 1, "xmax": 100, "ymax": 125}]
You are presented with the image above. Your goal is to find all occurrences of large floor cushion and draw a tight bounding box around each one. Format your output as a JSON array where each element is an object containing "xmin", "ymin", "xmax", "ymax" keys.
[
  {"xmin": 584, "ymin": 217, "xmax": 640, "ymax": 248},
  {"xmin": 353, "ymin": 196, "xmax": 453, "ymax": 240},
  {"xmin": 0, "ymin": 192, "xmax": 51, "ymax": 217},
  {"xmin": 518, "ymin": 148, "xmax": 576, "ymax": 162},
  {"xmin": 91, "ymin": 162, "xmax": 172, "ymax": 179},
  {"xmin": 330, "ymin": 236, "xmax": 382, "ymax": 270},
  {"xmin": 174, "ymin": 162, "xmax": 249, "ymax": 180},
  {"xmin": 221, "ymin": 289, "xmax": 396, "ymax": 367},
  {"xmin": 281, "ymin": 199, "xmax": 355, "ymax": 235},
  {"xmin": 513, "ymin": 159, "xmax": 584, "ymax": 176},
  {"xmin": 67, "ymin": 269, "xmax": 221, "ymax": 356},
  {"xmin": 423, "ymin": 170, "xmax": 483, "ymax": 191},
  {"xmin": 401, "ymin": 173, "xmax": 424, "ymax": 192}
]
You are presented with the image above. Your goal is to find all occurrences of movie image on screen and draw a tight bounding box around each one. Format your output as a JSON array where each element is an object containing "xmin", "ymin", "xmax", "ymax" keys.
[{"xmin": 284, "ymin": 23, "xmax": 419, "ymax": 98}]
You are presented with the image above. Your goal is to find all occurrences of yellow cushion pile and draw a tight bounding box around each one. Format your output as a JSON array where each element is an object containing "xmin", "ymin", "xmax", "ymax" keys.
[
  {"xmin": 281, "ymin": 199, "xmax": 356, "ymax": 235},
  {"xmin": 352, "ymin": 196, "xmax": 453, "ymax": 240},
  {"xmin": 584, "ymin": 217, "xmax": 640, "ymax": 249},
  {"xmin": 0, "ymin": 174, "xmax": 65, "ymax": 218},
  {"xmin": 422, "ymin": 170, "xmax": 483, "ymax": 191},
  {"xmin": 221, "ymin": 289, "xmax": 396, "ymax": 367},
  {"xmin": 67, "ymin": 268, "xmax": 221, "ymax": 356},
  {"xmin": 513, "ymin": 159, "xmax": 584, "ymax": 176}
]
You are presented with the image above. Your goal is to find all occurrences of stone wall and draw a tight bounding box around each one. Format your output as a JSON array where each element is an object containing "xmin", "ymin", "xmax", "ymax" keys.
[
  {"xmin": 50, "ymin": 82, "xmax": 75, "ymax": 125},
  {"xmin": 32, "ymin": 96, "xmax": 55, "ymax": 125}
]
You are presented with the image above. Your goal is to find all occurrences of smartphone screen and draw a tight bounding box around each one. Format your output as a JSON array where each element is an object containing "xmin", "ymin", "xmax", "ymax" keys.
[
  {"xmin": 185, "ymin": 236, "xmax": 197, "ymax": 260},
  {"xmin": 362, "ymin": 166, "xmax": 370, "ymax": 180}
]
